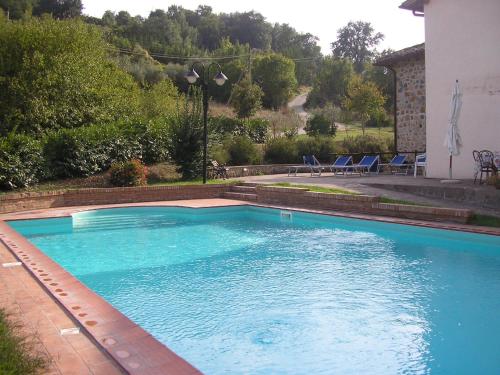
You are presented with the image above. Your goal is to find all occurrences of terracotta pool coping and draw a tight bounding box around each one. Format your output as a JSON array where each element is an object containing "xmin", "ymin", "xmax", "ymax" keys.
[{"xmin": 0, "ymin": 198, "xmax": 498, "ymax": 374}]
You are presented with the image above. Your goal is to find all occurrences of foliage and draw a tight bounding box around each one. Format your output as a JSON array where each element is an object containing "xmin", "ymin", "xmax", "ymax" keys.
[
  {"xmin": 209, "ymin": 116, "xmax": 268, "ymax": 143},
  {"xmin": 363, "ymin": 61, "xmax": 395, "ymax": 111},
  {"xmin": 305, "ymin": 114, "xmax": 337, "ymax": 137},
  {"xmin": 33, "ymin": 0, "xmax": 82, "ymax": 19},
  {"xmin": 271, "ymin": 23, "xmax": 322, "ymax": 85},
  {"xmin": 0, "ymin": 0, "xmax": 81, "ymax": 20},
  {"xmin": 140, "ymin": 79, "xmax": 179, "ymax": 120},
  {"xmin": 231, "ymin": 78, "xmax": 263, "ymax": 118},
  {"xmin": 365, "ymin": 110, "xmax": 394, "ymax": 129},
  {"xmin": 306, "ymin": 57, "xmax": 354, "ymax": 108},
  {"xmin": 109, "ymin": 159, "xmax": 147, "ymax": 187},
  {"xmin": 331, "ymin": 21, "xmax": 384, "ymax": 73},
  {"xmin": 264, "ymin": 137, "xmax": 298, "ymax": 164},
  {"xmin": 0, "ymin": 17, "xmax": 140, "ymax": 136},
  {"xmin": 343, "ymin": 75, "xmax": 386, "ymax": 134},
  {"xmin": 341, "ymin": 134, "xmax": 388, "ymax": 154},
  {"xmin": 0, "ymin": 309, "xmax": 48, "ymax": 375},
  {"xmin": 253, "ymin": 54, "xmax": 298, "ymax": 109},
  {"xmin": 296, "ymin": 136, "xmax": 337, "ymax": 162},
  {"xmin": 0, "ymin": 134, "xmax": 44, "ymax": 189},
  {"xmin": 167, "ymin": 87, "xmax": 204, "ymax": 179},
  {"xmin": 43, "ymin": 124, "xmax": 142, "ymax": 179},
  {"xmin": 224, "ymin": 135, "xmax": 261, "ymax": 165},
  {"xmin": 111, "ymin": 45, "xmax": 167, "ymax": 87}
]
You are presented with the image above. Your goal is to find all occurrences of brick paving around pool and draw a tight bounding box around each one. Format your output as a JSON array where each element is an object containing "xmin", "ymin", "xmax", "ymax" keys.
[{"xmin": 0, "ymin": 198, "xmax": 498, "ymax": 375}]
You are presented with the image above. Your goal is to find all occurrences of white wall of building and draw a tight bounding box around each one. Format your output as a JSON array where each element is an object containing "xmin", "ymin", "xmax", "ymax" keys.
[{"xmin": 424, "ymin": 0, "xmax": 500, "ymax": 179}]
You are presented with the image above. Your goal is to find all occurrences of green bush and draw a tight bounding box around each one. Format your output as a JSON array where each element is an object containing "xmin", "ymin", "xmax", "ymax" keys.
[
  {"xmin": 305, "ymin": 114, "xmax": 337, "ymax": 136},
  {"xmin": 43, "ymin": 124, "xmax": 144, "ymax": 179},
  {"xmin": 0, "ymin": 134, "xmax": 45, "ymax": 190},
  {"xmin": 264, "ymin": 137, "xmax": 298, "ymax": 164},
  {"xmin": 342, "ymin": 135, "xmax": 388, "ymax": 155},
  {"xmin": 296, "ymin": 136, "xmax": 337, "ymax": 163},
  {"xmin": 209, "ymin": 116, "xmax": 269, "ymax": 143},
  {"xmin": 365, "ymin": 111, "xmax": 394, "ymax": 128},
  {"xmin": 226, "ymin": 135, "xmax": 261, "ymax": 165},
  {"xmin": 109, "ymin": 159, "xmax": 147, "ymax": 187},
  {"xmin": 246, "ymin": 118, "xmax": 269, "ymax": 143}
]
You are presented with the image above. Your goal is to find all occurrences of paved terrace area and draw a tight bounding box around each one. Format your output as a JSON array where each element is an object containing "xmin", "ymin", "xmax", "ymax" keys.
[{"xmin": 241, "ymin": 174, "xmax": 500, "ymax": 216}]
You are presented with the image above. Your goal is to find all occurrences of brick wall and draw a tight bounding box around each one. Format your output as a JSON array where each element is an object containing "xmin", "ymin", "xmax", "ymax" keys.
[
  {"xmin": 255, "ymin": 186, "xmax": 471, "ymax": 223},
  {"xmin": 0, "ymin": 185, "xmax": 233, "ymax": 214}
]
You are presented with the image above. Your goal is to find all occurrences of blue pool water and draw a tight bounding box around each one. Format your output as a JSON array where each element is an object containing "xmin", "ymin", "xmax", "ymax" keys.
[{"xmin": 8, "ymin": 206, "xmax": 500, "ymax": 375}]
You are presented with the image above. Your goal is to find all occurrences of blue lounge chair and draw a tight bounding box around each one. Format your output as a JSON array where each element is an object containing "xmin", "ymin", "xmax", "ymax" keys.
[
  {"xmin": 388, "ymin": 154, "xmax": 409, "ymax": 175},
  {"xmin": 303, "ymin": 155, "xmax": 323, "ymax": 176},
  {"xmin": 330, "ymin": 155, "xmax": 353, "ymax": 175},
  {"xmin": 353, "ymin": 155, "xmax": 380, "ymax": 175},
  {"xmin": 288, "ymin": 155, "xmax": 323, "ymax": 176}
]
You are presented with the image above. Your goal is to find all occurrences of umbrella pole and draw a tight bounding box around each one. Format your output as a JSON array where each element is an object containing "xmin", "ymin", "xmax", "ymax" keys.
[{"xmin": 449, "ymin": 155, "xmax": 453, "ymax": 179}]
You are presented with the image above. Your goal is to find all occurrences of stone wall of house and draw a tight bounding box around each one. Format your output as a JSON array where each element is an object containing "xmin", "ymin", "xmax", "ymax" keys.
[{"xmin": 394, "ymin": 55, "xmax": 426, "ymax": 156}]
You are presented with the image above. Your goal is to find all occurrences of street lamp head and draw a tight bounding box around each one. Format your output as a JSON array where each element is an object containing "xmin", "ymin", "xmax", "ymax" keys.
[
  {"xmin": 185, "ymin": 68, "xmax": 199, "ymax": 84},
  {"xmin": 214, "ymin": 71, "xmax": 228, "ymax": 86}
]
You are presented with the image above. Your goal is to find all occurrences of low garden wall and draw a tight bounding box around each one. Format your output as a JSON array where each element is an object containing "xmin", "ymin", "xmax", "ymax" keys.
[
  {"xmin": 0, "ymin": 183, "xmax": 473, "ymax": 224},
  {"xmin": 254, "ymin": 186, "xmax": 472, "ymax": 224},
  {"xmin": 0, "ymin": 184, "xmax": 234, "ymax": 214},
  {"xmin": 222, "ymin": 164, "xmax": 295, "ymax": 178}
]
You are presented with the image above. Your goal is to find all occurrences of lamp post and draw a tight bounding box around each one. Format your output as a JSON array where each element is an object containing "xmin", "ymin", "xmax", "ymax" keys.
[{"xmin": 185, "ymin": 62, "xmax": 228, "ymax": 183}]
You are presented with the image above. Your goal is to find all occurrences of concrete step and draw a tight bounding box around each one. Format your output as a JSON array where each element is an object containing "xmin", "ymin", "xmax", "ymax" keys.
[
  {"xmin": 222, "ymin": 192, "xmax": 258, "ymax": 201},
  {"xmin": 239, "ymin": 182, "xmax": 259, "ymax": 187},
  {"xmin": 231, "ymin": 185, "xmax": 257, "ymax": 193}
]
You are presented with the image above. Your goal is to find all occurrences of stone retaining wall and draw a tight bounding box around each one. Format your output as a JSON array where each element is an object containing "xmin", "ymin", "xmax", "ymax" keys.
[
  {"xmin": 254, "ymin": 186, "xmax": 472, "ymax": 223},
  {"xmin": 0, "ymin": 185, "xmax": 233, "ymax": 214}
]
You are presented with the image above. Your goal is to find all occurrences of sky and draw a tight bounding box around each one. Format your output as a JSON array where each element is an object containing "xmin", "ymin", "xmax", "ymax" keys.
[{"xmin": 82, "ymin": 0, "xmax": 425, "ymax": 54}]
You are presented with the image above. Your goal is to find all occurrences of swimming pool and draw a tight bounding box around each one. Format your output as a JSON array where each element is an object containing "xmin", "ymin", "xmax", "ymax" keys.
[{"xmin": 8, "ymin": 206, "xmax": 500, "ymax": 374}]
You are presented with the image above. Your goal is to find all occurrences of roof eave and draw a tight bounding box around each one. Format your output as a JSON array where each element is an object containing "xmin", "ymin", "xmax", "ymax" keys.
[{"xmin": 399, "ymin": 0, "xmax": 424, "ymax": 13}]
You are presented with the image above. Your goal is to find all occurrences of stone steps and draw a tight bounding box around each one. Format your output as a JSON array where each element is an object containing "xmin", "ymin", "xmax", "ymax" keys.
[{"xmin": 231, "ymin": 185, "xmax": 257, "ymax": 193}]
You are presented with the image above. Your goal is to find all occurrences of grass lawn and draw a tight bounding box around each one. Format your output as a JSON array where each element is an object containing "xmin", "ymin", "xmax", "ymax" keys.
[
  {"xmin": 270, "ymin": 182, "xmax": 358, "ymax": 195},
  {"xmin": 0, "ymin": 309, "xmax": 48, "ymax": 374},
  {"xmin": 468, "ymin": 214, "xmax": 500, "ymax": 228}
]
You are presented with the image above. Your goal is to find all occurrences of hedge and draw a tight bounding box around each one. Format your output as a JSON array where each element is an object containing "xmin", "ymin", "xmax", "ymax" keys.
[
  {"xmin": 209, "ymin": 116, "xmax": 269, "ymax": 143},
  {"xmin": 0, "ymin": 134, "xmax": 45, "ymax": 189},
  {"xmin": 0, "ymin": 121, "xmax": 170, "ymax": 190}
]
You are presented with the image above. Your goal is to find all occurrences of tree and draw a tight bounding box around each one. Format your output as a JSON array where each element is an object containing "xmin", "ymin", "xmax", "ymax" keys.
[
  {"xmin": 0, "ymin": 0, "xmax": 36, "ymax": 19},
  {"xmin": 306, "ymin": 57, "xmax": 354, "ymax": 108},
  {"xmin": 33, "ymin": 0, "xmax": 83, "ymax": 19},
  {"xmin": 331, "ymin": 21, "xmax": 384, "ymax": 73},
  {"xmin": 0, "ymin": 18, "xmax": 140, "ymax": 136},
  {"xmin": 305, "ymin": 114, "xmax": 337, "ymax": 137},
  {"xmin": 140, "ymin": 78, "xmax": 179, "ymax": 120},
  {"xmin": 167, "ymin": 87, "xmax": 204, "ymax": 180},
  {"xmin": 253, "ymin": 53, "xmax": 297, "ymax": 110},
  {"xmin": 231, "ymin": 78, "xmax": 263, "ymax": 118},
  {"xmin": 343, "ymin": 75, "xmax": 386, "ymax": 135}
]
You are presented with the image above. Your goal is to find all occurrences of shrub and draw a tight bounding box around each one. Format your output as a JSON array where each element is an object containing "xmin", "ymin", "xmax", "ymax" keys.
[
  {"xmin": 365, "ymin": 111, "xmax": 394, "ymax": 128},
  {"xmin": 245, "ymin": 118, "xmax": 269, "ymax": 143},
  {"xmin": 342, "ymin": 135, "xmax": 388, "ymax": 155},
  {"xmin": 305, "ymin": 114, "xmax": 337, "ymax": 136},
  {"xmin": 0, "ymin": 134, "xmax": 45, "ymax": 190},
  {"xmin": 109, "ymin": 159, "xmax": 147, "ymax": 187},
  {"xmin": 167, "ymin": 87, "xmax": 204, "ymax": 180},
  {"xmin": 264, "ymin": 137, "xmax": 298, "ymax": 164},
  {"xmin": 296, "ymin": 136, "xmax": 337, "ymax": 162},
  {"xmin": 141, "ymin": 120, "xmax": 171, "ymax": 164},
  {"xmin": 43, "ymin": 123, "xmax": 144, "ymax": 179},
  {"xmin": 209, "ymin": 116, "xmax": 269, "ymax": 143},
  {"xmin": 226, "ymin": 135, "xmax": 261, "ymax": 165}
]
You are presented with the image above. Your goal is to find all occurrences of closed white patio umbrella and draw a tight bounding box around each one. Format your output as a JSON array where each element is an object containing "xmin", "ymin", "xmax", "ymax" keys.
[{"xmin": 444, "ymin": 80, "xmax": 462, "ymax": 180}]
